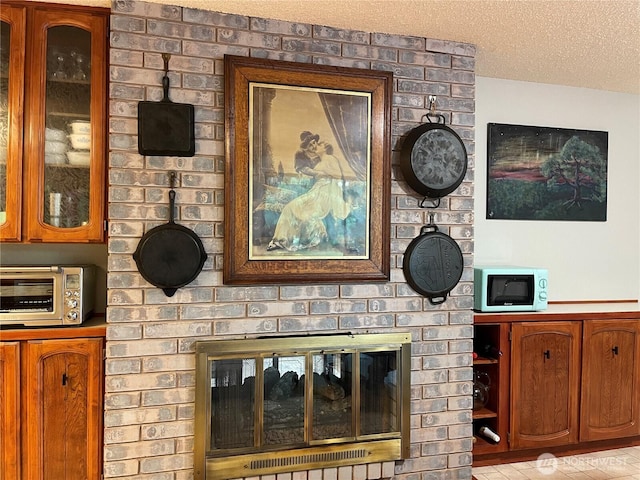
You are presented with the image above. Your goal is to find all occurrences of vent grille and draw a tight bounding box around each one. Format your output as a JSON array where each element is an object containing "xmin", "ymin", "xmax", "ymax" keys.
[
  {"xmin": 204, "ymin": 439, "xmax": 403, "ymax": 480},
  {"xmin": 250, "ymin": 449, "xmax": 367, "ymax": 470}
]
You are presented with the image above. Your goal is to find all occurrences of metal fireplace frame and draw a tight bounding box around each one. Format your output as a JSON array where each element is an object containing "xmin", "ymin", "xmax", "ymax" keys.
[{"xmin": 194, "ymin": 332, "xmax": 411, "ymax": 480}]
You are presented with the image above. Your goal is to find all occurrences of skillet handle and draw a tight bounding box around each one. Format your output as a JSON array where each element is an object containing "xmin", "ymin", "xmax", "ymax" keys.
[
  {"xmin": 162, "ymin": 76, "xmax": 170, "ymax": 102},
  {"xmin": 420, "ymin": 224, "xmax": 439, "ymax": 235},
  {"xmin": 428, "ymin": 295, "xmax": 447, "ymax": 305},
  {"xmin": 425, "ymin": 112, "xmax": 446, "ymax": 124},
  {"xmin": 162, "ymin": 53, "xmax": 171, "ymax": 102},
  {"xmin": 168, "ymin": 171, "xmax": 177, "ymax": 223},
  {"xmin": 168, "ymin": 190, "xmax": 176, "ymax": 223}
]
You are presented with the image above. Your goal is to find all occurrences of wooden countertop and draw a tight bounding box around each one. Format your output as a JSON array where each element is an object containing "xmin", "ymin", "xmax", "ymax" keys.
[
  {"xmin": 0, "ymin": 316, "xmax": 107, "ymax": 341},
  {"xmin": 474, "ymin": 301, "xmax": 640, "ymax": 323}
]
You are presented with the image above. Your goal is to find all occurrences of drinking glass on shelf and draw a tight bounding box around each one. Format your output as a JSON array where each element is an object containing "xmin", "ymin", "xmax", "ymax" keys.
[
  {"xmin": 72, "ymin": 53, "xmax": 87, "ymax": 81},
  {"xmin": 49, "ymin": 192, "xmax": 61, "ymax": 227},
  {"xmin": 51, "ymin": 53, "xmax": 67, "ymax": 80},
  {"xmin": 63, "ymin": 193, "xmax": 78, "ymax": 228}
]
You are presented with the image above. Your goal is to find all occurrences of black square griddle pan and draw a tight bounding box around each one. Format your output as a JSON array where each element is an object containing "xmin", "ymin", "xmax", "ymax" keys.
[{"xmin": 138, "ymin": 53, "xmax": 195, "ymax": 157}]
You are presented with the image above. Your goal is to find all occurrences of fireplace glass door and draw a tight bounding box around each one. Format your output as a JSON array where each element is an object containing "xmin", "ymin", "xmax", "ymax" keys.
[
  {"xmin": 195, "ymin": 333, "xmax": 411, "ymax": 480},
  {"xmin": 208, "ymin": 349, "xmax": 401, "ymax": 450},
  {"xmin": 360, "ymin": 351, "xmax": 399, "ymax": 435},
  {"xmin": 210, "ymin": 358, "xmax": 255, "ymax": 450},
  {"xmin": 263, "ymin": 355, "xmax": 306, "ymax": 445},
  {"xmin": 312, "ymin": 352, "xmax": 353, "ymax": 441}
]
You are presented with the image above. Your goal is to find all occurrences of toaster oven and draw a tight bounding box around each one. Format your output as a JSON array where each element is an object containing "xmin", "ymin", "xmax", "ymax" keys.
[{"xmin": 0, "ymin": 265, "xmax": 96, "ymax": 327}]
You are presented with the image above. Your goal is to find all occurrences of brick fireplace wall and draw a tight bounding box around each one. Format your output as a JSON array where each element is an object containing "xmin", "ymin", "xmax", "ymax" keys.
[{"xmin": 105, "ymin": 1, "xmax": 476, "ymax": 479}]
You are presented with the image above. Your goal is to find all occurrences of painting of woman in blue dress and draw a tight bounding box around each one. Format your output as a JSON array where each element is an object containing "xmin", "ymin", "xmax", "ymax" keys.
[{"xmin": 249, "ymin": 84, "xmax": 371, "ymax": 260}]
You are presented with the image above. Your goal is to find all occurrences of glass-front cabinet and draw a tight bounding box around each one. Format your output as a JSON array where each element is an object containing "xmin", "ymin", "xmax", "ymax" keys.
[
  {"xmin": 0, "ymin": 4, "xmax": 25, "ymax": 241},
  {"xmin": 0, "ymin": 2, "xmax": 108, "ymax": 243}
]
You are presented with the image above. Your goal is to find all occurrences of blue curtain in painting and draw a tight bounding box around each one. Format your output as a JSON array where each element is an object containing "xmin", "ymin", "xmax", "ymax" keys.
[{"xmin": 319, "ymin": 93, "xmax": 369, "ymax": 181}]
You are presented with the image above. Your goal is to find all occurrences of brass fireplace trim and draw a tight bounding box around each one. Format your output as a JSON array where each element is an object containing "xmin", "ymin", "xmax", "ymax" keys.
[
  {"xmin": 194, "ymin": 332, "xmax": 411, "ymax": 480},
  {"xmin": 204, "ymin": 439, "xmax": 402, "ymax": 480}
]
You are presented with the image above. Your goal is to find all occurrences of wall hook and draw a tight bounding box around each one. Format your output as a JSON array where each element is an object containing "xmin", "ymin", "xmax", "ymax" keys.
[
  {"xmin": 422, "ymin": 96, "xmax": 444, "ymax": 124},
  {"xmin": 428, "ymin": 95, "xmax": 437, "ymax": 114}
]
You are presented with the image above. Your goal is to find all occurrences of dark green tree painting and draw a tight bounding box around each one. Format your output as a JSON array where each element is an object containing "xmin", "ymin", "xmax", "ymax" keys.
[{"xmin": 486, "ymin": 123, "xmax": 608, "ymax": 221}]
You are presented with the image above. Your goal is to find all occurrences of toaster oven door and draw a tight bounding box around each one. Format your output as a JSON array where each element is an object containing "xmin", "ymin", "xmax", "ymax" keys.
[{"xmin": 0, "ymin": 268, "xmax": 63, "ymax": 326}]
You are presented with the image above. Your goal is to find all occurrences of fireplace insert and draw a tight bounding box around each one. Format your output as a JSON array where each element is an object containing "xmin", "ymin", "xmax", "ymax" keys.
[{"xmin": 194, "ymin": 332, "xmax": 411, "ymax": 480}]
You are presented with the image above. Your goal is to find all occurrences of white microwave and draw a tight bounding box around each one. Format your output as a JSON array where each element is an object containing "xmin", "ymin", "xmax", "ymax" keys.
[{"xmin": 474, "ymin": 266, "xmax": 548, "ymax": 312}]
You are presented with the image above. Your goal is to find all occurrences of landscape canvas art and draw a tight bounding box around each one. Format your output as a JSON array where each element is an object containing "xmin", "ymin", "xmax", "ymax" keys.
[{"xmin": 486, "ymin": 123, "xmax": 608, "ymax": 221}]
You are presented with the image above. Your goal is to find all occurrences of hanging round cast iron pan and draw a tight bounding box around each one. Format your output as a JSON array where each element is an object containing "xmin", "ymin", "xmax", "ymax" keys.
[
  {"xmin": 400, "ymin": 113, "xmax": 468, "ymax": 199},
  {"xmin": 403, "ymin": 223, "xmax": 463, "ymax": 305},
  {"xmin": 133, "ymin": 172, "xmax": 207, "ymax": 297}
]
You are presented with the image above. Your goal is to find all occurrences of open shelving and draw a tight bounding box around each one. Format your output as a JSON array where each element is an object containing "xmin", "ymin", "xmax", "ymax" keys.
[{"xmin": 472, "ymin": 323, "xmax": 510, "ymax": 456}]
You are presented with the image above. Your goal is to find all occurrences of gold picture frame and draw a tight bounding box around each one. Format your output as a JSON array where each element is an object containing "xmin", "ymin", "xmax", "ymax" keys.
[{"xmin": 223, "ymin": 55, "xmax": 392, "ymax": 285}]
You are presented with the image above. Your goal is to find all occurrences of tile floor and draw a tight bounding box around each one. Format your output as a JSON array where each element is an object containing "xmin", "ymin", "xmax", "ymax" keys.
[{"xmin": 473, "ymin": 446, "xmax": 640, "ymax": 479}]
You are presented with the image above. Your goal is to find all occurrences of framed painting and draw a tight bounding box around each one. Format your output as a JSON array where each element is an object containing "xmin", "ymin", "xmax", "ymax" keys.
[
  {"xmin": 223, "ymin": 55, "xmax": 392, "ymax": 285},
  {"xmin": 487, "ymin": 123, "xmax": 608, "ymax": 221}
]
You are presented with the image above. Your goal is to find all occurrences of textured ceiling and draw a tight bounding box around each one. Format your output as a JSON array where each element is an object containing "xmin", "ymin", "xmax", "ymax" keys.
[{"xmin": 42, "ymin": 0, "xmax": 640, "ymax": 94}]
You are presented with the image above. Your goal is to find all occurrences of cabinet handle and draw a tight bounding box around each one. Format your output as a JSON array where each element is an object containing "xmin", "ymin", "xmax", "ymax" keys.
[
  {"xmin": 612, "ymin": 346, "xmax": 619, "ymax": 355},
  {"xmin": 543, "ymin": 350, "xmax": 551, "ymax": 360},
  {"xmin": 62, "ymin": 373, "xmax": 68, "ymax": 386}
]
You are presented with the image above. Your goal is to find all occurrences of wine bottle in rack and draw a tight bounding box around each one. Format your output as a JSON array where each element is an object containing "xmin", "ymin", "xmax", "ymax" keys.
[
  {"xmin": 478, "ymin": 425, "xmax": 500, "ymax": 443},
  {"xmin": 479, "ymin": 344, "xmax": 502, "ymax": 359}
]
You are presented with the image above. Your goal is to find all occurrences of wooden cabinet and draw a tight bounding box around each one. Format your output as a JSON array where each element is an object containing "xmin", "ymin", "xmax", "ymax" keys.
[
  {"xmin": 0, "ymin": 342, "xmax": 20, "ymax": 480},
  {"xmin": 580, "ymin": 319, "xmax": 640, "ymax": 441},
  {"xmin": 0, "ymin": 4, "xmax": 25, "ymax": 242},
  {"xmin": 473, "ymin": 310, "xmax": 640, "ymax": 466},
  {"xmin": 0, "ymin": 325, "xmax": 105, "ymax": 480},
  {"xmin": 0, "ymin": 1, "xmax": 108, "ymax": 243},
  {"xmin": 510, "ymin": 321, "xmax": 582, "ymax": 449}
]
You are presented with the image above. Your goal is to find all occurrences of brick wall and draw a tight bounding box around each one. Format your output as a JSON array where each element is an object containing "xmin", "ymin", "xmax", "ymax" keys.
[{"xmin": 106, "ymin": 1, "xmax": 476, "ymax": 479}]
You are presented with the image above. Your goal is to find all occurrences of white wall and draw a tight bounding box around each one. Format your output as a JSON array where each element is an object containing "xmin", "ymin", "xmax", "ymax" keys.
[{"xmin": 475, "ymin": 77, "xmax": 640, "ymax": 302}]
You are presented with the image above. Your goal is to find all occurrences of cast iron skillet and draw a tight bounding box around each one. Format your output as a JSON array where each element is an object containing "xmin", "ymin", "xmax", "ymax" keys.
[
  {"xmin": 400, "ymin": 113, "xmax": 468, "ymax": 200},
  {"xmin": 403, "ymin": 222, "xmax": 463, "ymax": 305},
  {"xmin": 133, "ymin": 171, "xmax": 207, "ymax": 297},
  {"xmin": 138, "ymin": 53, "xmax": 195, "ymax": 157}
]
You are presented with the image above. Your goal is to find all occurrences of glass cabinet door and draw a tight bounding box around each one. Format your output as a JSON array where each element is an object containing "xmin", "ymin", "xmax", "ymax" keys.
[
  {"xmin": 24, "ymin": 8, "xmax": 107, "ymax": 242},
  {"xmin": 0, "ymin": 5, "xmax": 25, "ymax": 242},
  {"xmin": 44, "ymin": 25, "xmax": 92, "ymax": 230}
]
